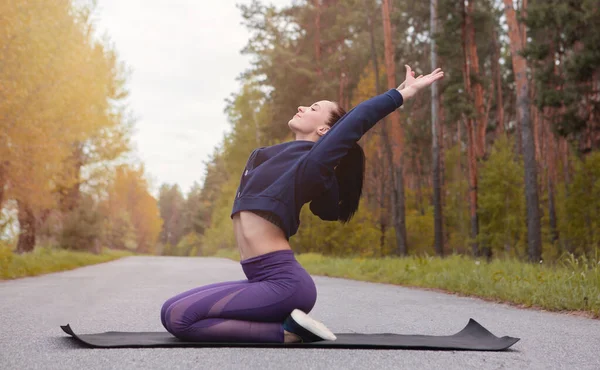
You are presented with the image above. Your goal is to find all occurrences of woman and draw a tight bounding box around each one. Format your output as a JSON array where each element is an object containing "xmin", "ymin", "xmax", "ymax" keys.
[{"xmin": 161, "ymin": 65, "xmax": 444, "ymax": 343}]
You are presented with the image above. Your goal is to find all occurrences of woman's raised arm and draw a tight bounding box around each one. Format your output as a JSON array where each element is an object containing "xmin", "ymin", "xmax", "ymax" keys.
[{"xmin": 304, "ymin": 66, "xmax": 444, "ymax": 171}]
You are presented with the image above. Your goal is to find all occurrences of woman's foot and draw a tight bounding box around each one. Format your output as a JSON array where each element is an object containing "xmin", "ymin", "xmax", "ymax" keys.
[{"xmin": 283, "ymin": 309, "xmax": 337, "ymax": 343}]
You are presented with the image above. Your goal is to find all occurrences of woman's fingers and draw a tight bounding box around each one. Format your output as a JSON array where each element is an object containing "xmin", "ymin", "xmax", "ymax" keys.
[
  {"xmin": 414, "ymin": 71, "xmax": 444, "ymax": 89},
  {"xmin": 405, "ymin": 65, "xmax": 412, "ymax": 78}
]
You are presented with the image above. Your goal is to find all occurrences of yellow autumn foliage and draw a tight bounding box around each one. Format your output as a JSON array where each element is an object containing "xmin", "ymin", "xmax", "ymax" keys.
[
  {"xmin": 104, "ymin": 165, "xmax": 163, "ymax": 254},
  {"xmin": 0, "ymin": 0, "xmax": 139, "ymax": 253}
]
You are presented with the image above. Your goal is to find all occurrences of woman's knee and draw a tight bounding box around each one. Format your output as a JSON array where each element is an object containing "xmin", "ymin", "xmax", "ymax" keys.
[
  {"xmin": 162, "ymin": 306, "xmax": 192, "ymax": 335},
  {"xmin": 160, "ymin": 299, "xmax": 174, "ymax": 331},
  {"xmin": 164, "ymin": 317, "xmax": 189, "ymax": 337}
]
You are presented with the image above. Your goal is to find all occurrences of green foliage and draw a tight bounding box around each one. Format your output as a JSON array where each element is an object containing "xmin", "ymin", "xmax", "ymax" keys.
[
  {"xmin": 405, "ymin": 207, "xmax": 435, "ymax": 254},
  {"xmin": 169, "ymin": 232, "xmax": 203, "ymax": 257},
  {"xmin": 59, "ymin": 195, "xmax": 104, "ymax": 252},
  {"xmin": 200, "ymin": 178, "xmax": 239, "ymax": 255},
  {"xmin": 443, "ymin": 144, "xmax": 470, "ymax": 252},
  {"xmin": 524, "ymin": 0, "xmax": 600, "ymax": 144},
  {"xmin": 181, "ymin": 183, "xmax": 206, "ymax": 236},
  {"xmin": 0, "ymin": 241, "xmax": 13, "ymax": 274},
  {"xmin": 292, "ymin": 199, "xmax": 386, "ymax": 257},
  {"xmin": 478, "ymin": 136, "xmax": 526, "ymax": 257},
  {"xmin": 158, "ymin": 184, "xmax": 186, "ymax": 246},
  {"xmin": 561, "ymin": 152, "xmax": 600, "ymax": 254},
  {"xmin": 104, "ymin": 211, "xmax": 138, "ymax": 251}
]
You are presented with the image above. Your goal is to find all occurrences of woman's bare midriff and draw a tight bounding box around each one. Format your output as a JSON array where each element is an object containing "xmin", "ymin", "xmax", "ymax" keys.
[{"xmin": 232, "ymin": 211, "xmax": 291, "ymax": 261}]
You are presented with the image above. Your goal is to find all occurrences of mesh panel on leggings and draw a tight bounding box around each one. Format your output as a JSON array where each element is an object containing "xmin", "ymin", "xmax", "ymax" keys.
[
  {"xmin": 175, "ymin": 318, "xmax": 282, "ymax": 343},
  {"xmin": 166, "ymin": 285, "xmax": 244, "ymax": 332},
  {"xmin": 164, "ymin": 285, "xmax": 283, "ymax": 342}
]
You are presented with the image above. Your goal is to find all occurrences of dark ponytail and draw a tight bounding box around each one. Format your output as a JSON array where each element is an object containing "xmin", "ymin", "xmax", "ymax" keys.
[{"xmin": 326, "ymin": 103, "xmax": 366, "ymax": 223}]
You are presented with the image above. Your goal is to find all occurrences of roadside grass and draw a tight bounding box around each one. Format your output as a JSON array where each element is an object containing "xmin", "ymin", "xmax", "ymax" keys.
[
  {"xmin": 0, "ymin": 243, "xmax": 133, "ymax": 280},
  {"xmin": 4, "ymin": 243, "xmax": 597, "ymax": 318}
]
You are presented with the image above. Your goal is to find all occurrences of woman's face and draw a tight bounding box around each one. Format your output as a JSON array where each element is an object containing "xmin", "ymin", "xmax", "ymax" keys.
[{"xmin": 288, "ymin": 100, "xmax": 337, "ymax": 137}]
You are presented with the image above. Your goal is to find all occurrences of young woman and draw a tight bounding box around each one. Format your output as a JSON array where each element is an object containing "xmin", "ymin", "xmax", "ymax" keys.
[{"xmin": 161, "ymin": 65, "xmax": 444, "ymax": 343}]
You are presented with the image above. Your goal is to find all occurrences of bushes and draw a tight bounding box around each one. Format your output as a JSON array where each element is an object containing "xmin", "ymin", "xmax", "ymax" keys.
[
  {"xmin": 478, "ymin": 136, "xmax": 527, "ymax": 257},
  {"xmin": 59, "ymin": 196, "xmax": 104, "ymax": 252},
  {"xmin": 561, "ymin": 152, "xmax": 600, "ymax": 255}
]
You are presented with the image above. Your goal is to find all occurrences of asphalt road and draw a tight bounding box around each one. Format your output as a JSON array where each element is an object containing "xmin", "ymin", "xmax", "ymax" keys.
[{"xmin": 1, "ymin": 256, "xmax": 599, "ymax": 370}]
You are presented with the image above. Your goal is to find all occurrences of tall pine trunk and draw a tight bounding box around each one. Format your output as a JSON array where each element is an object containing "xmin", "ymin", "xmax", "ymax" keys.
[
  {"xmin": 466, "ymin": 0, "xmax": 487, "ymax": 160},
  {"xmin": 431, "ymin": 0, "xmax": 444, "ymax": 256},
  {"xmin": 503, "ymin": 0, "xmax": 542, "ymax": 262},
  {"xmin": 462, "ymin": 1, "xmax": 479, "ymax": 257},
  {"xmin": 313, "ymin": 0, "xmax": 322, "ymax": 77},
  {"xmin": 382, "ymin": 0, "xmax": 408, "ymax": 255},
  {"xmin": 365, "ymin": 0, "xmax": 389, "ymax": 253},
  {"xmin": 546, "ymin": 116, "xmax": 558, "ymax": 244},
  {"xmin": 492, "ymin": 25, "xmax": 505, "ymax": 135}
]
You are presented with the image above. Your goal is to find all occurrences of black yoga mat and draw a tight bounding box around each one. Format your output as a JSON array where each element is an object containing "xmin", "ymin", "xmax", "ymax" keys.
[{"xmin": 61, "ymin": 318, "xmax": 519, "ymax": 351}]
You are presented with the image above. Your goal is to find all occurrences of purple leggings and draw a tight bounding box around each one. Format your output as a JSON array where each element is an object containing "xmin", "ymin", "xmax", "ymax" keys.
[{"xmin": 160, "ymin": 250, "xmax": 317, "ymax": 343}]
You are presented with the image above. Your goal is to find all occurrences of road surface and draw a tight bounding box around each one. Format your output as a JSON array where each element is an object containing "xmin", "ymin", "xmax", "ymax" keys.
[{"xmin": 1, "ymin": 256, "xmax": 599, "ymax": 369}]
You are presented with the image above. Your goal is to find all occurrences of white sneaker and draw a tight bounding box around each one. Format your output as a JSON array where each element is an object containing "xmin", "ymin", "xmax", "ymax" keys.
[{"xmin": 283, "ymin": 309, "xmax": 337, "ymax": 342}]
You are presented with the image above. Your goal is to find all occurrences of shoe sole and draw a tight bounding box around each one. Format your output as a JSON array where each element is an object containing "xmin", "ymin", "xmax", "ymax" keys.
[{"xmin": 291, "ymin": 309, "xmax": 337, "ymax": 341}]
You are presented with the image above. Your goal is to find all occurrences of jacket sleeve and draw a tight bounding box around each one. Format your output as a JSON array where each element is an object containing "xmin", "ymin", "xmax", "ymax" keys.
[{"xmin": 305, "ymin": 89, "xmax": 403, "ymax": 170}]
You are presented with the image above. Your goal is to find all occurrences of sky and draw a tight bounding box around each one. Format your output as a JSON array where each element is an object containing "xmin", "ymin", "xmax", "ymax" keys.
[{"xmin": 92, "ymin": 0, "xmax": 291, "ymax": 196}]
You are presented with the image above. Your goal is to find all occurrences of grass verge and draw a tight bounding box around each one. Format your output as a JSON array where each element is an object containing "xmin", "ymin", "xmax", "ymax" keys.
[
  {"xmin": 0, "ymin": 245, "xmax": 133, "ymax": 280},
  {"xmin": 212, "ymin": 249, "xmax": 600, "ymax": 318}
]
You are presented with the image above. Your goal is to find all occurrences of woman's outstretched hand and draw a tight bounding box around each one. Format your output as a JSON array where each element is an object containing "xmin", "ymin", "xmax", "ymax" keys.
[{"xmin": 397, "ymin": 65, "xmax": 444, "ymax": 101}]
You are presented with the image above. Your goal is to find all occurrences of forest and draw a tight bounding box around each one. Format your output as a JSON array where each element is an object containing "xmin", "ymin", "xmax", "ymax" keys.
[
  {"xmin": 158, "ymin": 0, "xmax": 600, "ymax": 263},
  {"xmin": 1, "ymin": 0, "xmax": 599, "ymax": 268}
]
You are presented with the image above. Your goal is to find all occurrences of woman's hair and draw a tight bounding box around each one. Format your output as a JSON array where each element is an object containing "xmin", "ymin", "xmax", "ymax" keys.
[{"xmin": 326, "ymin": 103, "xmax": 365, "ymax": 223}]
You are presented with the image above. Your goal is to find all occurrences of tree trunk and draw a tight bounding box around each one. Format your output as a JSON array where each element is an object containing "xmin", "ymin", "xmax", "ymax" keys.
[
  {"xmin": 456, "ymin": 118, "xmax": 467, "ymax": 252},
  {"xmin": 0, "ymin": 163, "xmax": 5, "ymax": 210},
  {"xmin": 560, "ymin": 136, "xmax": 572, "ymax": 253},
  {"xmin": 491, "ymin": 25, "xmax": 505, "ymax": 135},
  {"xmin": 466, "ymin": 0, "xmax": 487, "ymax": 159},
  {"xmin": 365, "ymin": 0, "xmax": 389, "ymax": 254},
  {"xmin": 439, "ymin": 95, "xmax": 449, "ymax": 247},
  {"xmin": 542, "ymin": 107, "xmax": 559, "ymax": 246},
  {"xmin": 531, "ymin": 85, "xmax": 542, "ymax": 163},
  {"xmin": 546, "ymin": 41, "xmax": 559, "ymax": 249},
  {"xmin": 62, "ymin": 143, "xmax": 84, "ymax": 212},
  {"xmin": 382, "ymin": 0, "xmax": 408, "ymax": 255},
  {"xmin": 313, "ymin": 0, "xmax": 322, "ymax": 77},
  {"xmin": 462, "ymin": 1, "xmax": 479, "ymax": 257},
  {"xmin": 503, "ymin": 0, "xmax": 542, "ymax": 262},
  {"xmin": 431, "ymin": 0, "xmax": 444, "ymax": 257},
  {"xmin": 466, "ymin": 114, "xmax": 480, "ymax": 257},
  {"xmin": 547, "ymin": 176, "xmax": 558, "ymax": 243},
  {"xmin": 415, "ymin": 154, "xmax": 425, "ymax": 216},
  {"xmin": 393, "ymin": 167, "xmax": 408, "ymax": 255},
  {"xmin": 16, "ymin": 200, "xmax": 36, "ymax": 254}
]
